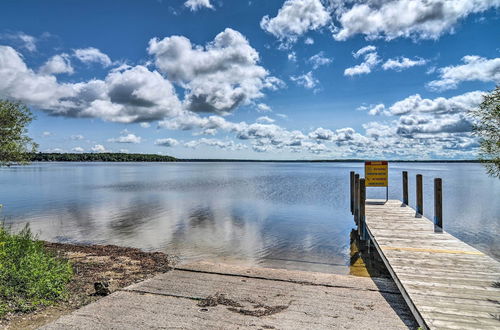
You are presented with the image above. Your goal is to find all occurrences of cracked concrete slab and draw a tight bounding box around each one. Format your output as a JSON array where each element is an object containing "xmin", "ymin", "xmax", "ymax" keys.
[{"xmin": 40, "ymin": 262, "xmax": 417, "ymax": 329}]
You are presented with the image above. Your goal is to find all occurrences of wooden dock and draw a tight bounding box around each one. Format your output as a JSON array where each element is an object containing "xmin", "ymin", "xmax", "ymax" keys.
[{"xmin": 364, "ymin": 200, "xmax": 500, "ymax": 329}]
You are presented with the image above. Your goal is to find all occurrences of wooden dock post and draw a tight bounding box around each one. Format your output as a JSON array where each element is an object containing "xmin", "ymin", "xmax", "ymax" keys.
[
  {"xmin": 350, "ymin": 171, "xmax": 355, "ymax": 214},
  {"xmin": 434, "ymin": 178, "xmax": 443, "ymax": 233},
  {"xmin": 402, "ymin": 171, "xmax": 408, "ymax": 205},
  {"xmin": 354, "ymin": 174, "xmax": 360, "ymax": 224},
  {"xmin": 359, "ymin": 178, "xmax": 366, "ymax": 240},
  {"xmin": 416, "ymin": 174, "xmax": 423, "ymax": 215}
]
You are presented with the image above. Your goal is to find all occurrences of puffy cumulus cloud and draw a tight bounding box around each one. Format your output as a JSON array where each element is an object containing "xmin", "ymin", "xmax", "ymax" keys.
[
  {"xmin": 427, "ymin": 55, "xmax": 500, "ymax": 91},
  {"xmin": 140, "ymin": 122, "xmax": 151, "ymax": 128},
  {"xmin": 344, "ymin": 46, "xmax": 379, "ymax": 76},
  {"xmin": 256, "ymin": 103, "xmax": 272, "ymax": 112},
  {"xmin": 304, "ymin": 37, "xmax": 314, "ymax": 45},
  {"xmin": 0, "ymin": 46, "xmax": 69, "ymax": 108},
  {"xmin": 39, "ymin": 53, "xmax": 74, "ymax": 75},
  {"xmin": 260, "ymin": 0, "xmax": 330, "ymax": 44},
  {"xmin": 290, "ymin": 71, "xmax": 319, "ymax": 89},
  {"xmin": 365, "ymin": 91, "xmax": 485, "ymax": 116},
  {"xmin": 184, "ymin": 138, "xmax": 247, "ymax": 151},
  {"xmin": 256, "ymin": 116, "xmax": 275, "ymax": 123},
  {"xmin": 91, "ymin": 144, "xmax": 107, "ymax": 153},
  {"xmin": 73, "ymin": 47, "xmax": 112, "ymax": 67},
  {"xmin": 0, "ymin": 32, "xmax": 37, "ymax": 52},
  {"xmin": 308, "ymin": 127, "xmax": 334, "ymax": 140},
  {"xmin": 158, "ymin": 106, "xmax": 480, "ymax": 158},
  {"xmin": 382, "ymin": 57, "xmax": 427, "ymax": 71},
  {"xmin": 396, "ymin": 113, "xmax": 473, "ymax": 136},
  {"xmin": 155, "ymin": 138, "xmax": 179, "ymax": 147},
  {"xmin": 0, "ymin": 46, "xmax": 182, "ymax": 123},
  {"xmin": 362, "ymin": 121, "xmax": 397, "ymax": 139},
  {"xmin": 332, "ymin": 0, "xmax": 500, "ymax": 41},
  {"xmin": 108, "ymin": 133, "xmax": 142, "ymax": 144},
  {"xmin": 148, "ymin": 28, "xmax": 283, "ymax": 114},
  {"xmin": 72, "ymin": 147, "xmax": 85, "ymax": 152},
  {"xmin": 309, "ymin": 127, "xmax": 369, "ymax": 145},
  {"xmin": 308, "ymin": 51, "xmax": 333, "ymax": 69},
  {"xmin": 184, "ymin": 0, "xmax": 213, "ymax": 11}
]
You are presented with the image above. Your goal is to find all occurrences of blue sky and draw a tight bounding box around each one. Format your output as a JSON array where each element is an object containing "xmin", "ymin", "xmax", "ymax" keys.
[{"xmin": 0, "ymin": 0, "xmax": 499, "ymax": 159}]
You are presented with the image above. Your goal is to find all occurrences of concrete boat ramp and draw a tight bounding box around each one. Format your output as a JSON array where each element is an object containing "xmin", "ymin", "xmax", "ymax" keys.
[{"xmin": 41, "ymin": 261, "xmax": 417, "ymax": 329}]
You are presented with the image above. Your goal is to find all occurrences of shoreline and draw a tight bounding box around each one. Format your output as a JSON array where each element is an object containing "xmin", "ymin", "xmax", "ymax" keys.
[
  {"xmin": 1, "ymin": 240, "xmax": 400, "ymax": 329},
  {"xmin": 0, "ymin": 241, "xmax": 176, "ymax": 330}
]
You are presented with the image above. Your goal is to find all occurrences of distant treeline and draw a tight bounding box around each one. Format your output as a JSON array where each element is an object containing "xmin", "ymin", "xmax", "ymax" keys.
[
  {"xmin": 181, "ymin": 159, "xmax": 480, "ymax": 163},
  {"xmin": 29, "ymin": 153, "xmax": 480, "ymax": 163},
  {"xmin": 30, "ymin": 153, "xmax": 177, "ymax": 162}
]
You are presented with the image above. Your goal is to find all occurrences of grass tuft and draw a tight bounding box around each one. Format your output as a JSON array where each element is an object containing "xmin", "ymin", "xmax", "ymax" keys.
[{"xmin": 0, "ymin": 225, "xmax": 73, "ymax": 317}]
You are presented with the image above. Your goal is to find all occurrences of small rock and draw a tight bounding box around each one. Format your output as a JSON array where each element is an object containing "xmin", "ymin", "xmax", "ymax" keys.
[{"xmin": 94, "ymin": 281, "xmax": 111, "ymax": 296}]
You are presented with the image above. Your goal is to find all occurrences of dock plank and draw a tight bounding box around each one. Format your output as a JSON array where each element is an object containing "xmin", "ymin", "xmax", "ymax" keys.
[{"xmin": 364, "ymin": 200, "xmax": 500, "ymax": 330}]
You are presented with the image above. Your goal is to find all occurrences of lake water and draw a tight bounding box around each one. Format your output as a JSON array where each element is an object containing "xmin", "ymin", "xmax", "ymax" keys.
[{"xmin": 1, "ymin": 162, "xmax": 498, "ymax": 274}]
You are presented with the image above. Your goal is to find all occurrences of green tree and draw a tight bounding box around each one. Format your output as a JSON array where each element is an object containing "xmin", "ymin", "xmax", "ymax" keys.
[
  {"xmin": 472, "ymin": 86, "xmax": 500, "ymax": 178},
  {"xmin": 0, "ymin": 100, "xmax": 38, "ymax": 166}
]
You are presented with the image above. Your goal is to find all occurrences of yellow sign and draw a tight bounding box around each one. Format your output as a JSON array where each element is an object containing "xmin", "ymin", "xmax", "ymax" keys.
[{"xmin": 365, "ymin": 161, "xmax": 388, "ymax": 187}]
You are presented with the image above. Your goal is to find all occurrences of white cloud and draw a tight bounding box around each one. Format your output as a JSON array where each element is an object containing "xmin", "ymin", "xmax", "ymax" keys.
[
  {"xmin": 291, "ymin": 71, "xmax": 319, "ymax": 89},
  {"xmin": 396, "ymin": 113, "xmax": 473, "ymax": 136},
  {"xmin": 42, "ymin": 131, "xmax": 52, "ymax": 137},
  {"xmin": 366, "ymin": 91, "xmax": 485, "ymax": 117},
  {"xmin": 140, "ymin": 122, "xmax": 151, "ymax": 128},
  {"xmin": 0, "ymin": 46, "xmax": 183, "ymax": 123},
  {"xmin": 91, "ymin": 144, "xmax": 107, "ymax": 153},
  {"xmin": 344, "ymin": 46, "xmax": 379, "ymax": 76},
  {"xmin": 155, "ymin": 138, "xmax": 179, "ymax": 147},
  {"xmin": 148, "ymin": 28, "xmax": 283, "ymax": 114},
  {"xmin": 72, "ymin": 147, "xmax": 84, "ymax": 152},
  {"xmin": 288, "ymin": 51, "xmax": 297, "ymax": 62},
  {"xmin": 184, "ymin": 138, "xmax": 247, "ymax": 150},
  {"xmin": 0, "ymin": 45, "xmax": 69, "ymax": 108},
  {"xmin": 184, "ymin": 0, "xmax": 213, "ymax": 11},
  {"xmin": 0, "ymin": 32, "xmax": 37, "ymax": 52},
  {"xmin": 260, "ymin": 0, "xmax": 330, "ymax": 44},
  {"xmin": 39, "ymin": 53, "xmax": 74, "ymax": 75},
  {"xmin": 308, "ymin": 51, "xmax": 332, "ymax": 69},
  {"xmin": 71, "ymin": 134, "xmax": 84, "ymax": 140},
  {"xmin": 256, "ymin": 116, "xmax": 275, "ymax": 123},
  {"xmin": 304, "ymin": 37, "xmax": 314, "ymax": 45},
  {"xmin": 333, "ymin": 0, "xmax": 500, "ymax": 41},
  {"xmin": 108, "ymin": 133, "xmax": 142, "ymax": 144},
  {"xmin": 353, "ymin": 45, "xmax": 376, "ymax": 58},
  {"xmin": 73, "ymin": 47, "xmax": 112, "ymax": 67},
  {"xmin": 382, "ymin": 57, "xmax": 427, "ymax": 71},
  {"xmin": 308, "ymin": 127, "xmax": 334, "ymax": 140},
  {"xmin": 427, "ymin": 55, "xmax": 500, "ymax": 91},
  {"xmin": 257, "ymin": 103, "xmax": 272, "ymax": 112}
]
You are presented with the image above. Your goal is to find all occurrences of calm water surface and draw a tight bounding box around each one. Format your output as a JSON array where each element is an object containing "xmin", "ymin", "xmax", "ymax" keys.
[{"xmin": 1, "ymin": 162, "xmax": 498, "ymax": 274}]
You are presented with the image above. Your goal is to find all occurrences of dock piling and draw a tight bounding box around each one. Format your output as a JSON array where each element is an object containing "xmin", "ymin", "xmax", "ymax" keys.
[
  {"xmin": 354, "ymin": 174, "xmax": 360, "ymax": 224},
  {"xmin": 434, "ymin": 178, "xmax": 443, "ymax": 233},
  {"xmin": 350, "ymin": 171, "xmax": 355, "ymax": 214},
  {"xmin": 416, "ymin": 174, "xmax": 423, "ymax": 215},
  {"xmin": 359, "ymin": 178, "xmax": 366, "ymax": 240},
  {"xmin": 402, "ymin": 171, "xmax": 408, "ymax": 205}
]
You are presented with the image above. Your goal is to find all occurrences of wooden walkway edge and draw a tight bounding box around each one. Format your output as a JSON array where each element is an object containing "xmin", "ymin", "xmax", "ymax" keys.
[{"xmin": 364, "ymin": 200, "xmax": 500, "ymax": 330}]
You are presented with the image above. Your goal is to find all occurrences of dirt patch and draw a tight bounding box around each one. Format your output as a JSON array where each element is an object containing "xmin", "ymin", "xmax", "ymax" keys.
[
  {"xmin": 197, "ymin": 293, "xmax": 290, "ymax": 318},
  {"xmin": 0, "ymin": 241, "xmax": 177, "ymax": 330},
  {"xmin": 228, "ymin": 303, "xmax": 290, "ymax": 317},
  {"xmin": 197, "ymin": 293, "xmax": 243, "ymax": 308}
]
